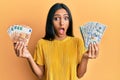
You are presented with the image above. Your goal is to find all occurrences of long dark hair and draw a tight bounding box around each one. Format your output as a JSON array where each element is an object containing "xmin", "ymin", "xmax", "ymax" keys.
[{"xmin": 43, "ymin": 3, "xmax": 74, "ymax": 40}]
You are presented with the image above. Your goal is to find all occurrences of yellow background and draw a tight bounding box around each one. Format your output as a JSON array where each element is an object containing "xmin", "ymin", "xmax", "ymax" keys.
[{"xmin": 0, "ymin": 0, "xmax": 120, "ymax": 80}]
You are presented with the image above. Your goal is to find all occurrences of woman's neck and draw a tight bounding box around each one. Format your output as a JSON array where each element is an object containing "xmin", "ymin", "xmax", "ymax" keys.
[{"xmin": 55, "ymin": 34, "xmax": 67, "ymax": 40}]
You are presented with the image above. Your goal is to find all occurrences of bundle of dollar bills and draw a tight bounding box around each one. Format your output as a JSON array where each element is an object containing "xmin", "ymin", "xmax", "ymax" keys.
[{"xmin": 80, "ymin": 22, "xmax": 106, "ymax": 49}]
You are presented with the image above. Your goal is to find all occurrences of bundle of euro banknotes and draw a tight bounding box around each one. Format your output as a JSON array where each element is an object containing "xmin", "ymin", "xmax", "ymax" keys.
[{"xmin": 7, "ymin": 24, "xmax": 32, "ymax": 46}]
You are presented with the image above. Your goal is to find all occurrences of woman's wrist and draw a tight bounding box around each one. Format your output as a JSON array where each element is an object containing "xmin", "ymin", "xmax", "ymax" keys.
[
  {"xmin": 83, "ymin": 53, "xmax": 89, "ymax": 60},
  {"xmin": 26, "ymin": 53, "xmax": 32, "ymax": 60}
]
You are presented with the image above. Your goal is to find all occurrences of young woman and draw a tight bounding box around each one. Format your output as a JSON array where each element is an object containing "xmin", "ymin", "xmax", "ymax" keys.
[{"xmin": 14, "ymin": 3, "xmax": 99, "ymax": 80}]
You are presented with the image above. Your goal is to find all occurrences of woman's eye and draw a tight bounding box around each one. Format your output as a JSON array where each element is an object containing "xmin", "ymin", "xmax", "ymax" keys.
[
  {"xmin": 53, "ymin": 17, "xmax": 60, "ymax": 21},
  {"xmin": 64, "ymin": 17, "xmax": 69, "ymax": 21}
]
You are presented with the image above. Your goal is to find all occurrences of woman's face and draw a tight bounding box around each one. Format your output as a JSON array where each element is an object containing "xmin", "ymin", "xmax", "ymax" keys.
[{"xmin": 53, "ymin": 8, "xmax": 69, "ymax": 38}]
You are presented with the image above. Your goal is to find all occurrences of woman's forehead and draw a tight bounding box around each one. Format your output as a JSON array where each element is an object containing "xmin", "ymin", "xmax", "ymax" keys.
[{"xmin": 54, "ymin": 8, "xmax": 68, "ymax": 16}]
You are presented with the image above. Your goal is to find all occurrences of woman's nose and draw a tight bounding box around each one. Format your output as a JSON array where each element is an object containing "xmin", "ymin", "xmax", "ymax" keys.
[{"xmin": 60, "ymin": 18, "xmax": 65, "ymax": 26}]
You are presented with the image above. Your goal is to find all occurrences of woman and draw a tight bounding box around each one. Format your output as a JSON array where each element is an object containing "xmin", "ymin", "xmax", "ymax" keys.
[{"xmin": 14, "ymin": 3, "xmax": 99, "ymax": 80}]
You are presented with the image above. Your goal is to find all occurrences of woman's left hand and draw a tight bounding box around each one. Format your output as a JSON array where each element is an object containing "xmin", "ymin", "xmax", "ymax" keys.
[{"xmin": 83, "ymin": 42, "xmax": 99, "ymax": 59}]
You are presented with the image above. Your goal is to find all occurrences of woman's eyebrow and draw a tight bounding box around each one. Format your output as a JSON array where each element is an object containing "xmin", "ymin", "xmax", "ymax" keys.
[
  {"xmin": 54, "ymin": 14, "xmax": 68, "ymax": 16},
  {"xmin": 54, "ymin": 14, "xmax": 60, "ymax": 16},
  {"xmin": 63, "ymin": 14, "xmax": 69, "ymax": 16}
]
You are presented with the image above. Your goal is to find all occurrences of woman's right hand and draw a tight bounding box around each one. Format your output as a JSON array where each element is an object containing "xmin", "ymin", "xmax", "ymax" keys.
[{"xmin": 13, "ymin": 41, "xmax": 31, "ymax": 59}]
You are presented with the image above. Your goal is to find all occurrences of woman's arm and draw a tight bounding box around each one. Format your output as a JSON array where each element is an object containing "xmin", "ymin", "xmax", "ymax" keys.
[
  {"xmin": 77, "ymin": 43, "xmax": 99, "ymax": 78},
  {"xmin": 77, "ymin": 55, "xmax": 88, "ymax": 78},
  {"xmin": 27, "ymin": 54, "xmax": 44, "ymax": 79},
  {"xmin": 14, "ymin": 41, "xmax": 44, "ymax": 79}
]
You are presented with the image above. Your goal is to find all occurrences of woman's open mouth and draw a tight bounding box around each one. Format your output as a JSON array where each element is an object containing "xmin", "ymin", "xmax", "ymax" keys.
[{"xmin": 59, "ymin": 28, "xmax": 65, "ymax": 35}]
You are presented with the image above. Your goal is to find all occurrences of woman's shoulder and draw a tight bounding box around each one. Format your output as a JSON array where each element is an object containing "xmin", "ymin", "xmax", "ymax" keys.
[
  {"xmin": 70, "ymin": 36, "xmax": 83, "ymax": 42},
  {"xmin": 37, "ymin": 38, "xmax": 48, "ymax": 44}
]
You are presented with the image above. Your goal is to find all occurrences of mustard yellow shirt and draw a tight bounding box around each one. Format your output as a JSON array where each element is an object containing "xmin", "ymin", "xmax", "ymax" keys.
[{"xmin": 34, "ymin": 36, "xmax": 86, "ymax": 80}]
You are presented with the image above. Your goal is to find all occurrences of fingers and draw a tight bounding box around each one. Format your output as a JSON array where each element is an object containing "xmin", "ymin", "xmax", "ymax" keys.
[
  {"xmin": 91, "ymin": 43, "xmax": 95, "ymax": 58},
  {"xmin": 14, "ymin": 41, "xmax": 24, "ymax": 57},
  {"xmin": 93, "ymin": 42, "xmax": 99, "ymax": 58},
  {"xmin": 86, "ymin": 42, "xmax": 99, "ymax": 59},
  {"xmin": 18, "ymin": 42, "xmax": 24, "ymax": 57},
  {"xmin": 88, "ymin": 43, "xmax": 92, "ymax": 57}
]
